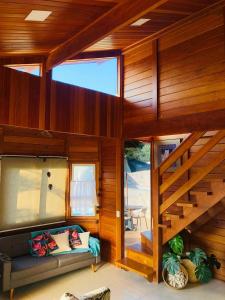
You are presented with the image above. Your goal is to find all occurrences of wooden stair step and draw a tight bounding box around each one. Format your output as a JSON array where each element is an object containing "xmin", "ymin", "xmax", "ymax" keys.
[
  {"xmin": 163, "ymin": 180, "xmax": 225, "ymax": 243},
  {"xmin": 158, "ymin": 220, "xmax": 171, "ymax": 228},
  {"xmin": 116, "ymin": 257, "xmax": 154, "ymax": 281},
  {"xmin": 176, "ymin": 200, "xmax": 197, "ymax": 208},
  {"xmin": 165, "ymin": 212, "xmax": 183, "ymax": 220},
  {"xmin": 190, "ymin": 191, "xmax": 213, "ymax": 196},
  {"xmin": 141, "ymin": 230, "xmax": 153, "ymax": 251},
  {"xmin": 126, "ymin": 243, "xmax": 153, "ymax": 266}
]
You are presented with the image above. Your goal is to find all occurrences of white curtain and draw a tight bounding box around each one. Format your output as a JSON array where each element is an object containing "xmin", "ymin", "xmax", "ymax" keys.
[
  {"xmin": 0, "ymin": 157, "xmax": 67, "ymax": 231},
  {"xmin": 70, "ymin": 165, "xmax": 97, "ymax": 216}
]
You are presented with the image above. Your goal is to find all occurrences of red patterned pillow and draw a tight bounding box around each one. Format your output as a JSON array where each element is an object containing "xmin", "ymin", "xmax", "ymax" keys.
[
  {"xmin": 44, "ymin": 232, "xmax": 58, "ymax": 252},
  {"xmin": 69, "ymin": 229, "xmax": 82, "ymax": 249},
  {"xmin": 30, "ymin": 234, "xmax": 49, "ymax": 257},
  {"xmin": 30, "ymin": 232, "xmax": 58, "ymax": 257}
]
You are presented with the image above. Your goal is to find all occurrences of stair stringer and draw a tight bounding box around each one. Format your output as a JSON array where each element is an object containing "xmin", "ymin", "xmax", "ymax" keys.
[{"xmin": 163, "ymin": 180, "xmax": 225, "ymax": 244}]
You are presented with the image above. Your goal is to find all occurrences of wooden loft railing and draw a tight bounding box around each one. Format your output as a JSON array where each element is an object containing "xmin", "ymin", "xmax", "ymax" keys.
[{"xmin": 152, "ymin": 130, "xmax": 225, "ymax": 282}]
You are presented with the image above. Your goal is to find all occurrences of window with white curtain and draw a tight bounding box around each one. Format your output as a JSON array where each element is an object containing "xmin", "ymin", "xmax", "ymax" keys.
[
  {"xmin": 70, "ymin": 164, "xmax": 97, "ymax": 217},
  {"xmin": 0, "ymin": 157, "xmax": 67, "ymax": 231}
]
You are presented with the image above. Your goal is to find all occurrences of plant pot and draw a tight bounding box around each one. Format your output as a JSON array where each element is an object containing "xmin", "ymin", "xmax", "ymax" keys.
[
  {"xmin": 181, "ymin": 259, "xmax": 199, "ymax": 283},
  {"xmin": 162, "ymin": 265, "xmax": 188, "ymax": 290}
]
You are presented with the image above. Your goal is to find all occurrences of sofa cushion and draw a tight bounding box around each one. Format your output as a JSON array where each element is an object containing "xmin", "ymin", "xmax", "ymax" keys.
[
  {"xmin": 55, "ymin": 252, "xmax": 94, "ymax": 267},
  {"xmin": 11, "ymin": 255, "xmax": 58, "ymax": 281}
]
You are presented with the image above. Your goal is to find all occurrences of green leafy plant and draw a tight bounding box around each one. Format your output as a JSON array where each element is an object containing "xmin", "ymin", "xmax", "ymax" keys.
[
  {"xmin": 163, "ymin": 234, "xmax": 221, "ymax": 285},
  {"xmin": 163, "ymin": 252, "xmax": 180, "ymax": 275},
  {"xmin": 189, "ymin": 248, "xmax": 207, "ymax": 266},
  {"xmin": 195, "ymin": 264, "xmax": 212, "ymax": 283},
  {"xmin": 187, "ymin": 248, "xmax": 221, "ymax": 283},
  {"xmin": 168, "ymin": 235, "xmax": 184, "ymax": 255}
]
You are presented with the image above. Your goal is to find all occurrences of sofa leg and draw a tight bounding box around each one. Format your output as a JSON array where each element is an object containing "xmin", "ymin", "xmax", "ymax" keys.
[
  {"xmin": 91, "ymin": 264, "xmax": 97, "ymax": 272},
  {"xmin": 10, "ymin": 289, "xmax": 14, "ymax": 300}
]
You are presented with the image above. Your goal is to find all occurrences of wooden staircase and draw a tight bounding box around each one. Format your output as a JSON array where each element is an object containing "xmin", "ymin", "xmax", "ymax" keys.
[
  {"xmin": 116, "ymin": 231, "xmax": 154, "ymax": 281},
  {"xmin": 153, "ymin": 130, "xmax": 225, "ymax": 281}
]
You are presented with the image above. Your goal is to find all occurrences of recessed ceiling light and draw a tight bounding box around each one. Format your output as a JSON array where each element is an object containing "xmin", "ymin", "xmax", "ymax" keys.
[
  {"xmin": 25, "ymin": 10, "xmax": 52, "ymax": 22},
  {"xmin": 131, "ymin": 18, "xmax": 151, "ymax": 27}
]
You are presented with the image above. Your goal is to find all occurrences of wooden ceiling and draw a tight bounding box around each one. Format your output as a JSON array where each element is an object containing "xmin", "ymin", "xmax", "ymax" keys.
[
  {"xmin": 0, "ymin": 0, "xmax": 223, "ymax": 60},
  {"xmin": 87, "ymin": 0, "xmax": 221, "ymax": 51},
  {"xmin": 0, "ymin": 0, "xmax": 119, "ymax": 55}
]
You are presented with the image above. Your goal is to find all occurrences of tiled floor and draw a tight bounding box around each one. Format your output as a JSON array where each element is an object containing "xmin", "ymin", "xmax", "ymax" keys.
[{"xmin": 1, "ymin": 263, "xmax": 224, "ymax": 300}]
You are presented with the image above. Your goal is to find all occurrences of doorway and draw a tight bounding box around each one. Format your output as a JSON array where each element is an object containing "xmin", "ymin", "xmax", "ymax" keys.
[{"xmin": 124, "ymin": 141, "xmax": 151, "ymax": 250}]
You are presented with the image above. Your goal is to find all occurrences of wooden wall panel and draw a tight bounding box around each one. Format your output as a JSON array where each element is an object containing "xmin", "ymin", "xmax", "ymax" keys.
[
  {"xmin": 159, "ymin": 8, "xmax": 225, "ymax": 119},
  {"xmin": 49, "ymin": 80, "xmax": 121, "ymax": 138},
  {"xmin": 99, "ymin": 138, "xmax": 121, "ymax": 262},
  {"xmin": 0, "ymin": 66, "xmax": 122, "ymax": 138},
  {"xmin": 0, "ymin": 66, "xmax": 41, "ymax": 128},
  {"xmin": 123, "ymin": 40, "xmax": 154, "ymax": 129},
  {"xmin": 191, "ymin": 211, "xmax": 225, "ymax": 281},
  {"xmin": 123, "ymin": 6, "xmax": 225, "ymax": 138}
]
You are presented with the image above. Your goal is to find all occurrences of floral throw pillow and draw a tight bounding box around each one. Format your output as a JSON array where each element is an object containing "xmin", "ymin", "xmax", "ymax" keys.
[
  {"xmin": 30, "ymin": 232, "xmax": 58, "ymax": 257},
  {"xmin": 30, "ymin": 234, "xmax": 49, "ymax": 257},
  {"xmin": 69, "ymin": 229, "xmax": 82, "ymax": 249},
  {"xmin": 44, "ymin": 232, "xmax": 58, "ymax": 252}
]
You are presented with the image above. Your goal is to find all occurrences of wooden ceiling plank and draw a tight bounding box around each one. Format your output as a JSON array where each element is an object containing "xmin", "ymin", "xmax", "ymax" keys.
[
  {"xmin": 0, "ymin": 0, "xmax": 116, "ymax": 9},
  {"xmin": 46, "ymin": 0, "xmax": 169, "ymax": 70}
]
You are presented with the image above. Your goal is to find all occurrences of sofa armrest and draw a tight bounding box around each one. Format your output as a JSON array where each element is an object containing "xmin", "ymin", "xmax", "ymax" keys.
[{"xmin": 0, "ymin": 253, "xmax": 12, "ymax": 292}]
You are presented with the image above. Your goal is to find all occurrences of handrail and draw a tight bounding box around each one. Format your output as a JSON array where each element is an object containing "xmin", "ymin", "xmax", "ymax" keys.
[
  {"xmin": 159, "ymin": 131, "xmax": 205, "ymax": 175},
  {"xmin": 160, "ymin": 148, "xmax": 225, "ymax": 214},
  {"xmin": 160, "ymin": 130, "xmax": 225, "ymax": 195}
]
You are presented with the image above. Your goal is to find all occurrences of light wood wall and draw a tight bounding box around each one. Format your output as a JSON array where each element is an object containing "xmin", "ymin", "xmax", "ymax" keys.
[
  {"xmin": 159, "ymin": 9, "xmax": 225, "ymax": 119},
  {"xmin": 49, "ymin": 80, "xmax": 121, "ymax": 137},
  {"xmin": 0, "ymin": 65, "xmax": 122, "ymax": 138},
  {"xmin": 123, "ymin": 6, "xmax": 225, "ymax": 135},
  {"xmin": 99, "ymin": 138, "xmax": 123, "ymax": 262},
  {"xmin": 0, "ymin": 66, "xmax": 41, "ymax": 128},
  {"xmin": 124, "ymin": 41, "xmax": 154, "ymax": 128}
]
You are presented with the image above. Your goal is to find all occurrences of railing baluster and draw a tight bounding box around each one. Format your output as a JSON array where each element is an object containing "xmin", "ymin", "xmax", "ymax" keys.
[
  {"xmin": 159, "ymin": 132, "xmax": 205, "ymax": 175},
  {"xmin": 152, "ymin": 168, "xmax": 162, "ymax": 282}
]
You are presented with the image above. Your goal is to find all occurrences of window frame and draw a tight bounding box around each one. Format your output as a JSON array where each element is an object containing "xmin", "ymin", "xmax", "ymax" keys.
[{"xmin": 68, "ymin": 161, "xmax": 100, "ymax": 220}]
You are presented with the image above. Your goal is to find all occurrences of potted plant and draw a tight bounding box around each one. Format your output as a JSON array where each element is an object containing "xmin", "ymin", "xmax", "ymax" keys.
[
  {"xmin": 163, "ymin": 234, "xmax": 221, "ymax": 287},
  {"xmin": 183, "ymin": 248, "xmax": 221, "ymax": 283},
  {"xmin": 162, "ymin": 235, "xmax": 188, "ymax": 289}
]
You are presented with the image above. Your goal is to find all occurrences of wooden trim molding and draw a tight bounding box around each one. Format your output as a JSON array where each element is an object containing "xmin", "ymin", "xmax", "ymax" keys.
[
  {"xmin": 152, "ymin": 39, "xmax": 159, "ymax": 120},
  {"xmin": 125, "ymin": 109, "xmax": 225, "ymax": 138},
  {"xmin": 72, "ymin": 50, "xmax": 122, "ymax": 60}
]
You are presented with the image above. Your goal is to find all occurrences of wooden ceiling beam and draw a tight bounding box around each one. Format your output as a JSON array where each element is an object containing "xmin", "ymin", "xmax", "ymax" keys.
[
  {"xmin": 46, "ymin": 0, "xmax": 169, "ymax": 70},
  {"xmin": 124, "ymin": 109, "xmax": 225, "ymax": 139}
]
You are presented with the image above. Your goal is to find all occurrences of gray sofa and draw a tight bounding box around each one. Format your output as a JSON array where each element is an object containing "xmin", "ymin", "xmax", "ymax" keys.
[{"xmin": 0, "ymin": 231, "xmax": 100, "ymax": 299}]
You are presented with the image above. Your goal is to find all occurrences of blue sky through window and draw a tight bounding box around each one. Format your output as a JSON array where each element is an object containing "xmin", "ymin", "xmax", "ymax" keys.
[
  {"xmin": 8, "ymin": 65, "xmax": 40, "ymax": 76},
  {"xmin": 52, "ymin": 57, "xmax": 118, "ymax": 96}
]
